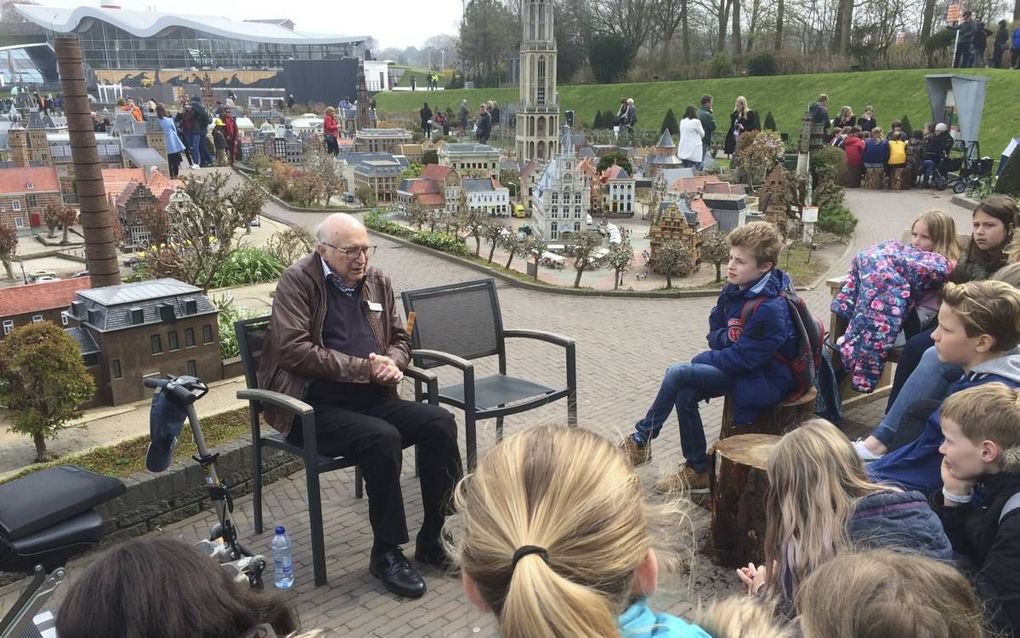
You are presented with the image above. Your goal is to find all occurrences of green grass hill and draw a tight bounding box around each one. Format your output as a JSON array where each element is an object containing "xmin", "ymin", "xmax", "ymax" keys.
[{"xmin": 374, "ymin": 68, "xmax": 1017, "ymax": 157}]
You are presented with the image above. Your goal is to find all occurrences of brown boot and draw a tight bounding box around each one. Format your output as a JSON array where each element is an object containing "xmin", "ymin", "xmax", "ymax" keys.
[
  {"xmin": 654, "ymin": 465, "xmax": 710, "ymax": 495},
  {"xmin": 619, "ymin": 435, "xmax": 651, "ymax": 467}
]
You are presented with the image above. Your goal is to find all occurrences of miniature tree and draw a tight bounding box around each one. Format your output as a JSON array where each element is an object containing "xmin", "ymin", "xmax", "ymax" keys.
[
  {"xmin": 43, "ymin": 202, "xmax": 61, "ymax": 238},
  {"xmin": 354, "ymin": 184, "xmax": 377, "ymax": 207},
  {"xmin": 0, "ymin": 222, "xmax": 17, "ymax": 280},
  {"xmin": 763, "ymin": 112, "xmax": 777, "ymax": 131},
  {"xmin": 138, "ymin": 202, "xmax": 171, "ymax": 246},
  {"xmin": 660, "ymin": 108, "xmax": 680, "ymax": 136},
  {"xmin": 305, "ymin": 151, "xmax": 345, "ymax": 206},
  {"xmin": 571, "ymin": 230, "xmax": 604, "ymax": 288},
  {"xmin": 656, "ymin": 240, "xmax": 693, "ymax": 289},
  {"xmin": 995, "ymin": 154, "xmax": 1020, "ymax": 199},
  {"xmin": 290, "ymin": 170, "xmax": 322, "ymax": 207},
  {"xmin": 265, "ymin": 226, "xmax": 315, "ymax": 265},
  {"xmin": 597, "ymin": 151, "xmax": 634, "ymax": 177},
  {"xmin": 607, "ymin": 236, "xmax": 634, "ymax": 290},
  {"xmin": 500, "ymin": 232, "xmax": 524, "ymax": 269},
  {"xmin": 422, "ymin": 149, "xmax": 439, "ymax": 165},
  {"xmin": 523, "ymin": 235, "xmax": 544, "ymax": 279},
  {"xmin": 481, "ymin": 219, "xmax": 508, "ymax": 263},
  {"xmin": 700, "ymin": 230, "xmax": 730, "ymax": 283},
  {"xmin": 44, "ymin": 203, "xmax": 77, "ymax": 243},
  {"xmin": 457, "ymin": 199, "xmax": 488, "ymax": 256},
  {"xmin": 229, "ymin": 178, "xmax": 267, "ymax": 232},
  {"xmin": 732, "ymin": 130, "xmax": 786, "ymax": 188},
  {"xmin": 0, "ymin": 322, "xmax": 95, "ymax": 461}
]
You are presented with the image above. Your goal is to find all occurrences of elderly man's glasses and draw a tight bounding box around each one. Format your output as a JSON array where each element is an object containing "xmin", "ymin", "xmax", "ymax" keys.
[{"xmin": 321, "ymin": 242, "xmax": 377, "ymax": 259}]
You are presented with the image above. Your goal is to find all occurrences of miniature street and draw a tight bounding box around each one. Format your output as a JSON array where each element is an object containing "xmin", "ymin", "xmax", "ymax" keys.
[{"xmin": 0, "ymin": 180, "xmax": 976, "ymax": 634}]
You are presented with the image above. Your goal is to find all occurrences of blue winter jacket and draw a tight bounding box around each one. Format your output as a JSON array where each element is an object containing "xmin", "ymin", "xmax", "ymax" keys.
[
  {"xmin": 862, "ymin": 138, "xmax": 890, "ymax": 165},
  {"xmin": 692, "ymin": 268, "xmax": 798, "ymax": 424},
  {"xmin": 619, "ymin": 599, "xmax": 710, "ymax": 638},
  {"xmin": 870, "ymin": 352, "xmax": 1020, "ymax": 495},
  {"xmin": 849, "ymin": 490, "xmax": 953, "ymax": 560}
]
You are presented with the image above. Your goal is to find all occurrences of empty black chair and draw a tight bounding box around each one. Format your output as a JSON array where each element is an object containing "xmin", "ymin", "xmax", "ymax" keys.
[
  {"xmin": 234, "ymin": 315, "xmax": 439, "ymax": 586},
  {"xmin": 401, "ymin": 279, "xmax": 577, "ymax": 469}
]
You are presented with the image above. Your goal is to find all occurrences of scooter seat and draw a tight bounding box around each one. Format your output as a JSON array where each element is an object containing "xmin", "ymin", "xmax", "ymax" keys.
[
  {"xmin": 2, "ymin": 510, "xmax": 106, "ymax": 573},
  {"xmin": 0, "ymin": 465, "xmax": 124, "ymax": 573},
  {"xmin": 0, "ymin": 465, "xmax": 124, "ymax": 540}
]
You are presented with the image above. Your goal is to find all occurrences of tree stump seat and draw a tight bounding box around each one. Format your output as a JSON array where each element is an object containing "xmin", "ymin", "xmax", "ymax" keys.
[
  {"xmin": 710, "ymin": 433, "xmax": 779, "ymax": 568},
  {"xmin": 864, "ymin": 167, "xmax": 885, "ymax": 190},
  {"xmin": 842, "ymin": 165, "xmax": 863, "ymax": 188},
  {"xmin": 719, "ymin": 388, "xmax": 817, "ymax": 440},
  {"xmin": 889, "ymin": 166, "xmax": 912, "ymax": 190}
]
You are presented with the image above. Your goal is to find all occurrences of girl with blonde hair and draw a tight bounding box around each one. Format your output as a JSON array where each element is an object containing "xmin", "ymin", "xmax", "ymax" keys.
[
  {"xmin": 738, "ymin": 420, "xmax": 951, "ymax": 612},
  {"xmin": 795, "ymin": 550, "xmax": 985, "ymax": 638},
  {"xmin": 449, "ymin": 426, "xmax": 710, "ymax": 638}
]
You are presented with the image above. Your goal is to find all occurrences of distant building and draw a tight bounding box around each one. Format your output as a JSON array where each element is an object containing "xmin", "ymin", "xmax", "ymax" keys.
[
  {"xmin": 353, "ymin": 128, "xmax": 413, "ymax": 154},
  {"xmin": 599, "ymin": 164, "xmax": 636, "ymax": 215},
  {"xmin": 516, "ymin": 0, "xmax": 559, "ymax": 161},
  {"xmin": 350, "ymin": 155, "xmax": 404, "ymax": 203},
  {"xmin": 438, "ymin": 143, "xmax": 500, "ymax": 179},
  {"xmin": 644, "ymin": 130, "xmax": 683, "ymax": 178},
  {"xmin": 63, "ymin": 279, "xmax": 221, "ymax": 406},
  {"xmin": 648, "ymin": 196, "xmax": 718, "ymax": 274},
  {"xmin": 0, "ymin": 277, "xmax": 91, "ymax": 340},
  {"xmin": 460, "ymin": 177, "xmax": 511, "ymax": 217}
]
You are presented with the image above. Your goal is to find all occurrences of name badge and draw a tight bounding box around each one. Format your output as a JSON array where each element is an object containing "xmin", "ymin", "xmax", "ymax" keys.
[{"xmin": 367, "ymin": 302, "xmax": 383, "ymax": 312}]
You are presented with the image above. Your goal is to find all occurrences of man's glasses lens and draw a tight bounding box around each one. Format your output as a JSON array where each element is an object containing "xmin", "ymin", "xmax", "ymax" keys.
[{"xmin": 343, "ymin": 246, "xmax": 376, "ymax": 258}]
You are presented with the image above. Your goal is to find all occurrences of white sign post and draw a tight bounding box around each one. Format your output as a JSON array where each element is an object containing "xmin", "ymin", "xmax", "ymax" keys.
[{"xmin": 801, "ymin": 205, "xmax": 819, "ymax": 244}]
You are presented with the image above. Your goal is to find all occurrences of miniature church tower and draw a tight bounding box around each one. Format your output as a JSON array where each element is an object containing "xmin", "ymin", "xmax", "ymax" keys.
[
  {"xmin": 8, "ymin": 123, "xmax": 30, "ymax": 167},
  {"xmin": 145, "ymin": 118, "xmax": 167, "ymax": 158},
  {"xmin": 356, "ymin": 72, "xmax": 372, "ymax": 131},
  {"xmin": 515, "ymin": 0, "xmax": 558, "ymax": 162}
]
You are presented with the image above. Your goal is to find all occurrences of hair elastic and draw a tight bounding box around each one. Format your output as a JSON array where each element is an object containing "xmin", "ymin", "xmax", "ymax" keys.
[{"xmin": 511, "ymin": 545, "xmax": 549, "ymax": 570}]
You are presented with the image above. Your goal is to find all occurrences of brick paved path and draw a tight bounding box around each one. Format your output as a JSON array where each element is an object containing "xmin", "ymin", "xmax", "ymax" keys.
[{"xmin": 3, "ymin": 177, "xmax": 974, "ymax": 635}]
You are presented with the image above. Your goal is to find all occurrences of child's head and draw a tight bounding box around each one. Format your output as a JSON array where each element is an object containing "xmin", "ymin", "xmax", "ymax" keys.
[
  {"xmin": 971, "ymin": 195, "xmax": 1019, "ymax": 255},
  {"xmin": 871, "ymin": 127, "xmax": 883, "ymax": 140},
  {"xmin": 940, "ymin": 382, "xmax": 1020, "ymax": 480},
  {"xmin": 912, "ymin": 129, "xmax": 924, "ymax": 141},
  {"xmin": 764, "ymin": 419, "xmax": 887, "ymax": 597},
  {"xmin": 450, "ymin": 426, "xmax": 683, "ymax": 637},
  {"xmin": 934, "ymin": 281, "xmax": 1020, "ymax": 365},
  {"xmin": 911, "ymin": 210, "xmax": 960, "ymax": 261},
  {"xmin": 696, "ymin": 597, "xmax": 794, "ymax": 638},
  {"xmin": 726, "ymin": 221, "xmax": 782, "ymax": 286},
  {"xmin": 795, "ymin": 549, "xmax": 984, "ymax": 638},
  {"xmin": 993, "ymin": 262, "xmax": 1020, "ymax": 287}
]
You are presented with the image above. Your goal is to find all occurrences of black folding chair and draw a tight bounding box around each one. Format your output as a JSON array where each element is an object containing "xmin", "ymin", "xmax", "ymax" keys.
[
  {"xmin": 234, "ymin": 316, "xmax": 438, "ymax": 586},
  {"xmin": 401, "ymin": 279, "xmax": 577, "ymax": 469}
]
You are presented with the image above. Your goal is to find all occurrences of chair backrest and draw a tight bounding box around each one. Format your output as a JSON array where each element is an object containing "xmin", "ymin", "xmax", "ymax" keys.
[
  {"xmin": 234, "ymin": 315, "xmax": 272, "ymax": 390},
  {"xmin": 401, "ymin": 279, "xmax": 504, "ymax": 370}
]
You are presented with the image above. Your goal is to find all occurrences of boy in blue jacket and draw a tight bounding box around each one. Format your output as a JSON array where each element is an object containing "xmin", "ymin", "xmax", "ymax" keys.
[
  {"xmin": 620, "ymin": 221, "xmax": 798, "ymax": 493},
  {"xmin": 869, "ymin": 280, "xmax": 1020, "ymax": 495}
]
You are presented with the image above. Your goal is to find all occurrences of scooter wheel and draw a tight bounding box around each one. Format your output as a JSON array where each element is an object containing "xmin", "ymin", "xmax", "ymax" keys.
[{"xmin": 952, "ymin": 180, "xmax": 967, "ymax": 194}]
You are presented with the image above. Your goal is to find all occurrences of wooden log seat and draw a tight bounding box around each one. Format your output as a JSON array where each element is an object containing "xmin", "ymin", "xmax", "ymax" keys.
[
  {"xmin": 720, "ymin": 388, "xmax": 817, "ymax": 440},
  {"xmin": 889, "ymin": 166, "xmax": 912, "ymax": 190},
  {"xmin": 710, "ymin": 433, "xmax": 779, "ymax": 568},
  {"xmin": 863, "ymin": 166, "xmax": 885, "ymax": 190},
  {"xmin": 842, "ymin": 165, "xmax": 863, "ymax": 188}
]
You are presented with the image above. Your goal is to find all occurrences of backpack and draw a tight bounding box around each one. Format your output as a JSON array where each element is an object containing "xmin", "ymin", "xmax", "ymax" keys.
[{"xmin": 740, "ymin": 287, "xmax": 827, "ymax": 402}]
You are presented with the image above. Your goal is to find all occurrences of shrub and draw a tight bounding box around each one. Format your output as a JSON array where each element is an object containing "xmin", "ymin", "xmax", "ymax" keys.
[
  {"xmin": 660, "ymin": 108, "xmax": 679, "ymax": 135},
  {"xmin": 364, "ymin": 210, "xmax": 415, "ymax": 238},
  {"xmin": 708, "ymin": 54, "xmax": 734, "ymax": 78},
  {"xmin": 411, "ymin": 231, "xmax": 471, "ymax": 256},
  {"xmin": 746, "ymin": 52, "xmax": 779, "ymax": 76},
  {"xmin": 764, "ymin": 111, "xmax": 777, "ymax": 131},
  {"xmin": 214, "ymin": 294, "xmax": 262, "ymax": 360},
  {"xmin": 266, "ymin": 226, "xmax": 315, "ymax": 265},
  {"xmin": 818, "ymin": 205, "xmax": 858, "ymax": 237},
  {"xmin": 811, "ymin": 146, "xmax": 848, "ymax": 183},
  {"xmin": 211, "ymin": 247, "xmax": 286, "ymax": 288},
  {"xmin": 900, "ymin": 115, "xmax": 913, "ymax": 137}
]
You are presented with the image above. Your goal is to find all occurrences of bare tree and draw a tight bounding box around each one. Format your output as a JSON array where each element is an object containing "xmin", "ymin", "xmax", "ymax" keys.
[
  {"xmin": 607, "ymin": 236, "xmax": 634, "ymax": 290},
  {"xmin": 700, "ymin": 231, "xmax": 730, "ymax": 283},
  {"xmin": 570, "ymin": 230, "xmax": 605, "ymax": 288},
  {"xmin": 0, "ymin": 223, "xmax": 17, "ymax": 280},
  {"xmin": 656, "ymin": 240, "xmax": 694, "ymax": 289}
]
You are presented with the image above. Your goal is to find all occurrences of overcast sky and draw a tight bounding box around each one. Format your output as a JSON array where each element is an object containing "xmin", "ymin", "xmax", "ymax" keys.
[{"xmin": 38, "ymin": 0, "xmax": 463, "ymax": 49}]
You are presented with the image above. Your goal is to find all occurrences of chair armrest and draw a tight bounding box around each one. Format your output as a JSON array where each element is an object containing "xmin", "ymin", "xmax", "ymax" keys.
[
  {"xmin": 826, "ymin": 276, "xmax": 846, "ymax": 293},
  {"xmin": 404, "ymin": 365, "xmax": 440, "ymax": 405},
  {"xmin": 412, "ymin": 349, "xmax": 474, "ymax": 371},
  {"xmin": 237, "ymin": 388, "xmax": 314, "ymax": 417},
  {"xmin": 503, "ymin": 328, "xmax": 574, "ymax": 349}
]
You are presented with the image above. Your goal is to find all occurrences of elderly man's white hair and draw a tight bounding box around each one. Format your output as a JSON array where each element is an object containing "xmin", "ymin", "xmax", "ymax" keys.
[{"xmin": 314, "ymin": 213, "xmax": 365, "ymax": 243}]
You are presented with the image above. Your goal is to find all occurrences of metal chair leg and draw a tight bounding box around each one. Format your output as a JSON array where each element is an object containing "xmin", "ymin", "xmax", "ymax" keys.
[
  {"xmin": 355, "ymin": 465, "xmax": 363, "ymax": 499},
  {"xmin": 253, "ymin": 439, "xmax": 264, "ymax": 534},
  {"xmin": 466, "ymin": 412, "xmax": 478, "ymax": 470},
  {"xmin": 306, "ymin": 469, "xmax": 327, "ymax": 586},
  {"xmin": 496, "ymin": 416, "xmax": 504, "ymax": 441}
]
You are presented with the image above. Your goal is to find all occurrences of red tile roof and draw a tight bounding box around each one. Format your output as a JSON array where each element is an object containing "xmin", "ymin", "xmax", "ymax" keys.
[
  {"xmin": 0, "ymin": 277, "xmax": 91, "ymax": 318},
  {"xmin": 669, "ymin": 176, "xmax": 727, "ymax": 195},
  {"xmin": 0, "ymin": 167, "xmax": 60, "ymax": 194},
  {"xmin": 416, "ymin": 193, "xmax": 445, "ymax": 207},
  {"xmin": 102, "ymin": 168, "xmax": 146, "ymax": 199},
  {"xmin": 421, "ymin": 164, "xmax": 451, "ymax": 181},
  {"xmin": 691, "ymin": 199, "xmax": 718, "ymax": 230},
  {"xmin": 406, "ymin": 179, "xmax": 440, "ymax": 195}
]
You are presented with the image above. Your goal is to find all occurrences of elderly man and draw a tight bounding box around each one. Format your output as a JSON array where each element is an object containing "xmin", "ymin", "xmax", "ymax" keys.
[{"xmin": 258, "ymin": 213, "xmax": 462, "ymax": 599}]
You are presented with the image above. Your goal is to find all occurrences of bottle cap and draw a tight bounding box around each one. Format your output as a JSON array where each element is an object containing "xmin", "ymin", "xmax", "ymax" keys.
[{"xmin": 275, "ymin": 526, "xmax": 285, "ymax": 535}]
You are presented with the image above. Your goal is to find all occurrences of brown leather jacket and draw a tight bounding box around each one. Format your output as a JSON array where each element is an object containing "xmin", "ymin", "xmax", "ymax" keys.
[{"xmin": 258, "ymin": 252, "xmax": 411, "ymax": 435}]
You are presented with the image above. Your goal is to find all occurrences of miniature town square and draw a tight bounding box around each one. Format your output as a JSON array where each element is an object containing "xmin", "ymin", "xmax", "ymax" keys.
[{"xmin": 1, "ymin": 0, "xmax": 1020, "ymax": 636}]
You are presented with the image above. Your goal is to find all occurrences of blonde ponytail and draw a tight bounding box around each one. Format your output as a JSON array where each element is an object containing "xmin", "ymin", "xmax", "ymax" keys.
[{"xmin": 448, "ymin": 427, "xmax": 684, "ymax": 638}]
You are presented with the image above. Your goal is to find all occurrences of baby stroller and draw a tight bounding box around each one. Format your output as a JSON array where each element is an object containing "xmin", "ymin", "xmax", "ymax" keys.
[{"xmin": 951, "ymin": 156, "xmax": 995, "ymax": 195}]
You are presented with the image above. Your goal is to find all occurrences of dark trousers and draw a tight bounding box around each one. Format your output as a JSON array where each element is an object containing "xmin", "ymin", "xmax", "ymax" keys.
[
  {"xmin": 1013, "ymin": 48, "xmax": 1020, "ymax": 68},
  {"xmin": 167, "ymin": 152, "xmax": 182, "ymax": 178},
  {"xmin": 287, "ymin": 381, "xmax": 462, "ymax": 550},
  {"xmin": 886, "ymin": 326, "xmax": 936, "ymax": 413}
]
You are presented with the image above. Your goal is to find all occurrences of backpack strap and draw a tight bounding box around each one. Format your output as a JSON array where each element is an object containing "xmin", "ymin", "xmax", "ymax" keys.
[
  {"xmin": 999, "ymin": 492, "xmax": 1020, "ymax": 525},
  {"xmin": 740, "ymin": 297, "xmax": 768, "ymax": 328}
]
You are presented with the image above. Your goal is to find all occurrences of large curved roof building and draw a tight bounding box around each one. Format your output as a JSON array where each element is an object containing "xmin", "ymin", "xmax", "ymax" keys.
[{"xmin": 15, "ymin": 4, "xmax": 368, "ymax": 71}]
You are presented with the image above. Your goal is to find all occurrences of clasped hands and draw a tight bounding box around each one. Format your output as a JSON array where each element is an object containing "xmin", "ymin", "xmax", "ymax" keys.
[{"xmin": 369, "ymin": 353, "xmax": 403, "ymax": 385}]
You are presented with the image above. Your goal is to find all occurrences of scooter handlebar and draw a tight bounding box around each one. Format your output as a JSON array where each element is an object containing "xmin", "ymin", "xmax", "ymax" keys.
[{"xmin": 143, "ymin": 378, "xmax": 170, "ymax": 390}]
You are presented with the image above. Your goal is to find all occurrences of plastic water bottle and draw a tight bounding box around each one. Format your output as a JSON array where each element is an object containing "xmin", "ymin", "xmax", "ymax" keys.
[{"xmin": 271, "ymin": 526, "xmax": 294, "ymax": 589}]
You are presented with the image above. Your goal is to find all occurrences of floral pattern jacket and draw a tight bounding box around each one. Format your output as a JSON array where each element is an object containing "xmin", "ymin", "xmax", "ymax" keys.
[{"xmin": 832, "ymin": 240, "xmax": 950, "ymax": 392}]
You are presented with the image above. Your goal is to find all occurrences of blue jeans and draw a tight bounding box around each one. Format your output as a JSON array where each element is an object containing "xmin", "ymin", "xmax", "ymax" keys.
[
  {"xmin": 922, "ymin": 158, "xmax": 936, "ymax": 182},
  {"xmin": 188, "ymin": 133, "xmax": 203, "ymax": 166},
  {"xmin": 633, "ymin": 363, "xmax": 733, "ymax": 472},
  {"xmin": 871, "ymin": 346, "xmax": 961, "ymax": 447}
]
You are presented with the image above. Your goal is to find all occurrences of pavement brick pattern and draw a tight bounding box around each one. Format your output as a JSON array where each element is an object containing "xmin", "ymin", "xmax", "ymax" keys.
[{"xmin": 1, "ymin": 177, "xmax": 976, "ymax": 635}]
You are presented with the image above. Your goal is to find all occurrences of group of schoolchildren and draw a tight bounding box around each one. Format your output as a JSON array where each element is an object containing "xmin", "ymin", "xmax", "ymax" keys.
[
  {"xmin": 827, "ymin": 104, "xmax": 958, "ymax": 188},
  {"xmin": 52, "ymin": 202, "xmax": 1020, "ymax": 637}
]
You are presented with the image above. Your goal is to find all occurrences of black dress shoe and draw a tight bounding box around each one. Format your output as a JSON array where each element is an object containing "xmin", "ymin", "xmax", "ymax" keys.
[
  {"xmin": 414, "ymin": 540, "xmax": 455, "ymax": 572},
  {"xmin": 369, "ymin": 548, "xmax": 426, "ymax": 598}
]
